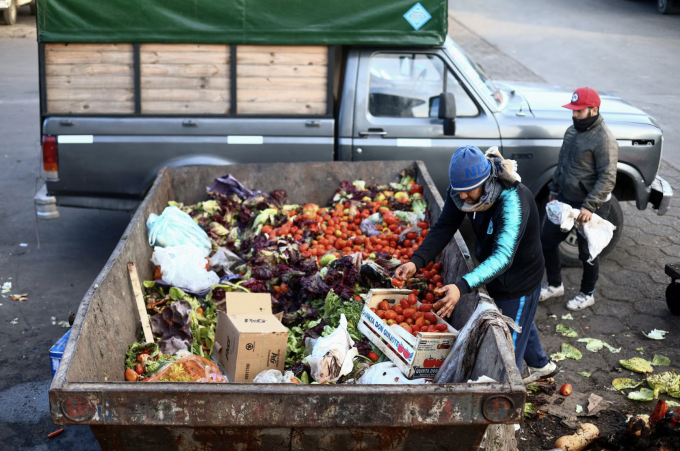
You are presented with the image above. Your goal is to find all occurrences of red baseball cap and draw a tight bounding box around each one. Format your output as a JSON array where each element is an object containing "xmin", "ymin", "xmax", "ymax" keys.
[{"xmin": 562, "ymin": 87, "xmax": 601, "ymax": 110}]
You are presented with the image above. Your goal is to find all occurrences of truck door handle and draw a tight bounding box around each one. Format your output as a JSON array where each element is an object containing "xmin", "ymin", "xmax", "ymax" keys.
[
  {"xmin": 182, "ymin": 120, "xmax": 198, "ymax": 127},
  {"xmin": 305, "ymin": 120, "xmax": 321, "ymax": 127},
  {"xmin": 359, "ymin": 129, "xmax": 387, "ymax": 137}
]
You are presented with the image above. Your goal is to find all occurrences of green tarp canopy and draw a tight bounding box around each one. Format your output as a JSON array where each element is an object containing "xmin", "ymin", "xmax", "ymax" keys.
[{"xmin": 37, "ymin": 0, "xmax": 448, "ymax": 45}]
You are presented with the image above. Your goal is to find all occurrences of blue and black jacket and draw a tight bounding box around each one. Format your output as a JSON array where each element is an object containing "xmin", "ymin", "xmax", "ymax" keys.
[{"xmin": 411, "ymin": 183, "xmax": 544, "ymax": 301}]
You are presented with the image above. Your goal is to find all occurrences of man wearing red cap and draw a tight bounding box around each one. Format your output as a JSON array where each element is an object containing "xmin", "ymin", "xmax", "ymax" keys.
[{"xmin": 540, "ymin": 87, "xmax": 618, "ymax": 310}]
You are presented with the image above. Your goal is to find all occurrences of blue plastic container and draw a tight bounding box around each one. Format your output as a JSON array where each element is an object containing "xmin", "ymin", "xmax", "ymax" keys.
[{"xmin": 49, "ymin": 329, "xmax": 71, "ymax": 377}]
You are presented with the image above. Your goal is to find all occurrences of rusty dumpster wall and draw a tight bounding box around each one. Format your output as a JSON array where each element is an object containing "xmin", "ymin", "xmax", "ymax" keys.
[{"xmin": 49, "ymin": 161, "xmax": 524, "ymax": 450}]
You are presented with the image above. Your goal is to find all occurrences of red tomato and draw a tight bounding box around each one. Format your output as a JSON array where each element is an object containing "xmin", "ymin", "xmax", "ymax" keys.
[
  {"xmin": 425, "ymin": 293, "xmax": 435, "ymax": 303},
  {"xmin": 391, "ymin": 278, "xmax": 404, "ymax": 287},
  {"xmin": 395, "ymin": 315, "xmax": 405, "ymax": 323},
  {"xmin": 433, "ymin": 263, "xmax": 442, "ymax": 271},
  {"xmin": 399, "ymin": 298, "xmax": 410, "ymax": 309},
  {"xmin": 415, "ymin": 317, "xmax": 425, "ymax": 327},
  {"xmin": 393, "ymin": 305, "xmax": 404, "ymax": 315},
  {"xmin": 422, "ymin": 271, "xmax": 430, "ymax": 280},
  {"xmin": 402, "ymin": 308, "xmax": 416, "ymax": 318},
  {"xmin": 125, "ymin": 368, "xmax": 139, "ymax": 382},
  {"xmin": 410, "ymin": 184, "xmax": 423, "ymax": 195},
  {"xmin": 408, "ymin": 293, "xmax": 418, "ymax": 305},
  {"xmin": 376, "ymin": 310, "xmax": 386, "ymax": 319},
  {"xmin": 424, "ymin": 312, "xmax": 437, "ymax": 323},
  {"xmin": 432, "ymin": 275, "xmax": 443, "ymax": 284},
  {"xmin": 385, "ymin": 310, "xmax": 398, "ymax": 320},
  {"xmin": 386, "ymin": 319, "xmax": 397, "ymax": 325},
  {"xmin": 379, "ymin": 300, "xmax": 390, "ymax": 311},
  {"xmin": 406, "ymin": 232, "xmax": 418, "ymax": 240},
  {"xmin": 435, "ymin": 323, "xmax": 448, "ymax": 332},
  {"xmin": 419, "ymin": 304, "xmax": 433, "ymax": 312},
  {"xmin": 417, "ymin": 221, "xmax": 429, "ymax": 229},
  {"xmin": 406, "ymin": 318, "xmax": 415, "ymax": 325},
  {"xmin": 421, "ymin": 229, "xmax": 429, "ymax": 237},
  {"xmin": 412, "ymin": 325, "xmax": 421, "ymax": 333},
  {"xmin": 403, "ymin": 239, "xmax": 413, "ymax": 248},
  {"xmin": 367, "ymin": 352, "xmax": 379, "ymax": 362},
  {"xmin": 401, "ymin": 324, "xmax": 413, "ymax": 334},
  {"xmin": 135, "ymin": 364, "xmax": 144, "ymax": 375},
  {"xmin": 413, "ymin": 311, "xmax": 425, "ymax": 320}
]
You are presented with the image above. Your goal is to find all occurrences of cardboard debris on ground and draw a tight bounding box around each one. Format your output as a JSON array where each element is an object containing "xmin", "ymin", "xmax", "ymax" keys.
[
  {"xmin": 11, "ymin": 293, "xmax": 27, "ymax": 302},
  {"xmin": 541, "ymin": 391, "xmax": 613, "ymax": 428}
]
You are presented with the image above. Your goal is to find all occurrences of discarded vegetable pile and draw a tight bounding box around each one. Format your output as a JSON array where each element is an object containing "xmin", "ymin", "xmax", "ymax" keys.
[{"xmin": 125, "ymin": 168, "xmax": 452, "ymax": 383}]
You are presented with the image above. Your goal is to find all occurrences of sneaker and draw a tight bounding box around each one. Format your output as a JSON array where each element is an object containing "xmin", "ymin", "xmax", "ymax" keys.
[
  {"xmin": 539, "ymin": 282, "xmax": 564, "ymax": 302},
  {"xmin": 523, "ymin": 361, "xmax": 559, "ymax": 384},
  {"xmin": 566, "ymin": 292, "xmax": 595, "ymax": 311}
]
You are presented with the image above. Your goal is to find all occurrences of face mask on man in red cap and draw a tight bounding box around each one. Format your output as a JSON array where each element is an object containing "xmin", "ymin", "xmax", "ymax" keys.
[{"xmin": 562, "ymin": 87, "xmax": 601, "ymax": 132}]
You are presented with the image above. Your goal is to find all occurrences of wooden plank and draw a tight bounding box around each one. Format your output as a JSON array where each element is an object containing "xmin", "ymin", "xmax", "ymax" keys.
[
  {"xmin": 236, "ymin": 52, "xmax": 327, "ymax": 66},
  {"xmin": 141, "ymin": 101, "xmax": 230, "ymax": 114},
  {"xmin": 141, "ymin": 88, "xmax": 229, "ymax": 102},
  {"xmin": 238, "ymin": 64, "xmax": 326, "ymax": 78},
  {"xmin": 237, "ymin": 101, "xmax": 326, "ymax": 115},
  {"xmin": 141, "ymin": 44, "xmax": 229, "ymax": 53},
  {"xmin": 46, "ymin": 75, "xmax": 134, "ymax": 89},
  {"xmin": 45, "ymin": 51, "xmax": 133, "ymax": 65},
  {"xmin": 237, "ymin": 89, "xmax": 326, "ymax": 103},
  {"xmin": 45, "ymin": 43, "xmax": 133, "ymax": 52},
  {"xmin": 47, "ymin": 88, "xmax": 134, "ymax": 102},
  {"xmin": 46, "ymin": 64, "xmax": 133, "ymax": 77},
  {"xmin": 141, "ymin": 64, "xmax": 229, "ymax": 78},
  {"xmin": 141, "ymin": 76, "xmax": 228, "ymax": 90},
  {"xmin": 237, "ymin": 77, "xmax": 327, "ymax": 90},
  {"xmin": 127, "ymin": 263, "xmax": 154, "ymax": 344},
  {"xmin": 140, "ymin": 51, "xmax": 229, "ymax": 65},
  {"xmin": 237, "ymin": 45, "xmax": 327, "ymax": 54},
  {"xmin": 47, "ymin": 100, "xmax": 134, "ymax": 114}
]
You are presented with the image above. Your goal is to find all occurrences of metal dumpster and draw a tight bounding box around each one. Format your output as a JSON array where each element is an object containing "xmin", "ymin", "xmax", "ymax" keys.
[{"xmin": 49, "ymin": 161, "xmax": 525, "ymax": 451}]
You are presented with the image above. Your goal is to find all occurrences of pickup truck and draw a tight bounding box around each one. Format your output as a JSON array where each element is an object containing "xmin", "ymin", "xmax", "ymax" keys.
[
  {"xmin": 35, "ymin": 36, "xmax": 672, "ymax": 264},
  {"xmin": 1, "ymin": 0, "xmax": 34, "ymax": 25}
]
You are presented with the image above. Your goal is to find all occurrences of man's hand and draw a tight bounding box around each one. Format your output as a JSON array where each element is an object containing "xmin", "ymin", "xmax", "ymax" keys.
[
  {"xmin": 395, "ymin": 262, "xmax": 417, "ymax": 281},
  {"xmin": 577, "ymin": 207, "xmax": 593, "ymax": 223},
  {"xmin": 435, "ymin": 284, "xmax": 461, "ymax": 319}
]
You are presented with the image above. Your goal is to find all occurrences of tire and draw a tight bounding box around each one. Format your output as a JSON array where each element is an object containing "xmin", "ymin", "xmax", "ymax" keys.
[
  {"xmin": 559, "ymin": 195, "xmax": 623, "ymax": 267},
  {"xmin": 29, "ymin": 0, "xmax": 36, "ymax": 15},
  {"xmin": 2, "ymin": 0, "xmax": 17, "ymax": 25},
  {"xmin": 658, "ymin": 0, "xmax": 678, "ymax": 14}
]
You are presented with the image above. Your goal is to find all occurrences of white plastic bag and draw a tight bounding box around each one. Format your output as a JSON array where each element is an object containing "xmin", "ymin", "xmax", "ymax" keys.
[
  {"xmin": 306, "ymin": 314, "xmax": 359, "ymax": 383},
  {"xmin": 546, "ymin": 200, "xmax": 616, "ymax": 263},
  {"xmin": 151, "ymin": 244, "xmax": 220, "ymax": 292},
  {"xmin": 253, "ymin": 369, "xmax": 298, "ymax": 383},
  {"xmin": 147, "ymin": 206, "xmax": 212, "ymax": 251},
  {"xmin": 357, "ymin": 362, "xmax": 427, "ymax": 385}
]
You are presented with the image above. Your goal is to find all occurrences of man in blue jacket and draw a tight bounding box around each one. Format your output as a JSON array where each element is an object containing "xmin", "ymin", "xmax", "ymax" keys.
[{"xmin": 396, "ymin": 145, "xmax": 555, "ymax": 383}]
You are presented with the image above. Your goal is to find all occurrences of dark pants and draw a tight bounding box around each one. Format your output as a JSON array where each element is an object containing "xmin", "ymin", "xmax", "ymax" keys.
[
  {"xmin": 496, "ymin": 285, "xmax": 549, "ymax": 372},
  {"xmin": 541, "ymin": 193, "xmax": 611, "ymax": 294}
]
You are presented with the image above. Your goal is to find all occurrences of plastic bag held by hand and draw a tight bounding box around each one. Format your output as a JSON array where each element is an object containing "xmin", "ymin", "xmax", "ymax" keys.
[
  {"xmin": 151, "ymin": 244, "xmax": 220, "ymax": 292},
  {"xmin": 147, "ymin": 206, "xmax": 212, "ymax": 251},
  {"xmin": 145, "ymin": 355, "xmax": 228, "ymax": 382},
  {"xmin": 306, "ymin": 314, "xmax": 359, "ymax": 383}
]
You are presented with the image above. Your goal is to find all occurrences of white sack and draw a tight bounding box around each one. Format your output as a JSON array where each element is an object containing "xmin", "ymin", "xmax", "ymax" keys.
[{"xmin": 306, "ymin": 314, "xmax": 359, "ymax": 383}]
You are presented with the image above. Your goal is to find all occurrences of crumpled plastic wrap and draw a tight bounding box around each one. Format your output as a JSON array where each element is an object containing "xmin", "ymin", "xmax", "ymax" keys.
[
  {"xmin": 151, "ymin": 244, "xmax": 220, "ymax": 292},
  {"xmin": 357, "ymin": 362, "xmax": 428, "ymax": 385},
  {"xmin": 546, "ymin": 200, "xmax": 616, "ymax": 263},
  {"xmin": 147, "ymin": 206, "xmax": 212, "ymax": 251},
  {"xmin": 209, "ymin": 247, "xmax": 244, "ymax": 276},
  {"xmin": 433, "ymin": 301, "xmax": 518, "ymax": 384},
  {"xmin": 145, "ymin": 355, "xmax": 228, "ymax": 382},
  {"xmin": 305, "ymin": 314, "xmax": 359, "ymax": 383},
  {"xmin": 253, "ymin": 369, "xmax": 299, "ymax": 383}
]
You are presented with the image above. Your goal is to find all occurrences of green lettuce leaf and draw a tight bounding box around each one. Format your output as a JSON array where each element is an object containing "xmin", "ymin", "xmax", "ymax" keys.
[
  {"xmin": 620, "ymin": 357, "xmax": 654, "ymax": 374},
  {"xmin": 557, "ymin": 324, "xmax": 578, "ymax": 338}
]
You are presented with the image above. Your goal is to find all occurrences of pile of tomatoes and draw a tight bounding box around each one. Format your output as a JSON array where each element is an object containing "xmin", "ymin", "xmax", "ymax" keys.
[
  {"xmin": 260, "ymin": 183, "xmax": 430, "ymax": 268},
  {"xmin": 369, "ymin": 293, "xmax": 448, "ymax": 337}
]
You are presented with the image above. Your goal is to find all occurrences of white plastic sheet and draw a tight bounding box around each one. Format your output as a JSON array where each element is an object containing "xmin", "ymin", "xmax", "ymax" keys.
[
  {"xmin": 357, "ymin": 362, "xmax": 428, "ymax": 385},
  {"xmin": 151, "ymin": 244, "xmax": 220, "ymax": 292},
  {"xmin": 306, "ymin": 314, "xmax": 359, "ymax": 384},
  {"xmin": 147, "ymin": 206, "xmax": 212, "ymax": 251},
  {"xmin": 546, "ymin": 200, "xmax": 616, "ymax": 263}
]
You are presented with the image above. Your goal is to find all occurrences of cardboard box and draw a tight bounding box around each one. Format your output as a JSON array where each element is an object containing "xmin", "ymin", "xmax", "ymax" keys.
[
  {"xmin": 358, "ymin": 289, "xmax": 458, "ymax": 379},
  {"xmin": 212, "ymin": 293, "xmax": 288, "ymax": 383}
]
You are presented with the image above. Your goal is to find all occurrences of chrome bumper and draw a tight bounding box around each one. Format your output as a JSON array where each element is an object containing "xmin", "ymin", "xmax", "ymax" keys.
[
  {"xmin": 34, "ymin": 183, "xmax": 60, "ymax": 220},
  {"xmin": 650, "ymin": 176, "xmax": 673, "ymax": 216}
]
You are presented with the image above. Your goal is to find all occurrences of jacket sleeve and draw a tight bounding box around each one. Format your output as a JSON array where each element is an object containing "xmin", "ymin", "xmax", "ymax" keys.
[
  {"xmin": 410, "ymin": 187, "xmax": 465, "ymax": 270},
  {"xmin": 582, "ymin": 133, "xmax": 618, "ymax": 212},
  {"xmin": 548, "ymin": 137, "xmax": 567, "ymax": 195},
  {"xmin": 455, "ymin": 188, "xmax": 528, "ymax": 296}
]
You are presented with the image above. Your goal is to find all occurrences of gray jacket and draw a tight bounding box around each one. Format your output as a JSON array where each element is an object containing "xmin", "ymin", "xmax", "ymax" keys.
[{"xmin": 549, "ymin": 115, "xmax": 619, "ymax": 212}]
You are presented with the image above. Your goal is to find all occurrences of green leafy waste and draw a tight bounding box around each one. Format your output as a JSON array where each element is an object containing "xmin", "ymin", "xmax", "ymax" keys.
[
  {"xmin": 124, "ymin": 342, "xmax": 176, "ymax": 376},
  {"xmin": 578, "ymin": 338, "xmax": 621, "ymax": 353},
  {"xmin": 524, "ymin": 402, "xmax": 536, "ymax": 418},
  {"xmin": 578, "ymin": 372, "xmax": 592, "ymax": 378},
  {"xmin": 551, "ymin": 343, "xmax": 582, "ymax": 362},
  {"xmin": 612, "ymin": 378, "xmax": 643, "ymax": 391},
  {"xmin": 322, "ymin": 290, "xmax": 364, "ymax": 342},
  {"xmin": 628, "ymin": 388, "xmax": 655, "ymax": 402},
  {"xmin": 556, "ymin": 324, "xmax": 578, "ymax": 338},
  {"xmin": 620, "ymin": 357, "xmax": 654, "ymax": 374},
  {"xmin": 651, "ymin": 355, "xmax": 670, "ymax": 367}
]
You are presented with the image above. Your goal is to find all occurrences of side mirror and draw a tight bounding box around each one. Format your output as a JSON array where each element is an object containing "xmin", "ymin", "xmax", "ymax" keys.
[{"xmin": 438, "ymin": 92, "xmax": 456, "ymax": 136}]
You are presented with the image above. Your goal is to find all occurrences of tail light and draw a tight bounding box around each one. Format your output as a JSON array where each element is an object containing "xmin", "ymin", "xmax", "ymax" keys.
[{"xmin": 42, "ymin": 135, "xmax": 58, "ymax": 179}]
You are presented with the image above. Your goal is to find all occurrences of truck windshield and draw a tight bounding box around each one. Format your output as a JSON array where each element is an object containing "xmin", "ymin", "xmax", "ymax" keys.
[{"xmin": 445, "ymin": 38, "xmax": 504, "ymax": 109}]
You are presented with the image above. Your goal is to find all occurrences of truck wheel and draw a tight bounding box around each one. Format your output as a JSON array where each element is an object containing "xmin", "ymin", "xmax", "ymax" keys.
[
  {"xmin": 658, "ymin": 0, "xmax": 677, "ymax": 14},
  {"xmin": 559, "ymin": 195, "xmax": 623, "ymax": 267},
  {"xmin": 2, "ymin": 0, "xmax": 17, "ymax": 25}
]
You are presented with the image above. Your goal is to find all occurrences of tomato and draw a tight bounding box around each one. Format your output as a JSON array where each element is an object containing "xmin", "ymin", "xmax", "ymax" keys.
[
  {"xmin": 412, "ymin": 325, "xmax": 421, "ymax": 333},
  {"xmin": 402, "ymin": 308, "xmax": 415, "ymax": 318},
  {"xmin": 417, "ymin": 221, "xmax": 429, "ymax": 229},
  {"xmin": 280, "ymin": 283, "xmax": 289, "ymax": 294},
  {"xmin": 367, "ymin": 352, "xmax": 379, "ymax": 362},
  {"xmin": 376, "ymin": 310, "xmax": 386, "ymax": 319},
  {"xmin": 410, "ymin": 184, "xmax": 423, "ymax": 194},
  {"xmin": 153, "ymin": 267, "xmax": 162, "ymax": 280},
  {"xmin": 421, "ymin": 229, "xmax": 429, "ymax": 237},
  {"xmin": 432, "ymin": 275, "xmax": 443, "ymax": 284},
  {"xmin": 401, "ymin": 324, "xmax": 413, "ymax": 334},
  {"xmin": 406, "ymin": 317, "xmax": 414, "ymax": 325},
  {"xmin": 415, "ymin": 317, "xmax": 425, "ymax": 327},
  {"xmin": 419, "ymin": 304, "xmax": 433, "ymax": 312},
  {"xmin": 403, "ymin": 239, "xmax": 412, "ymax": 248},
  {"xmin": 435, "ymin": 323, "xmax": 448, "ymax": 332},
  {"xmin": 400, "ymin": 299, "xmax": 410, "ymax": 309},
  {"xmin": 300, "ymin": 242, "xmax": 310, "ymax": 252},
  {"xmin": 386, "ymin": 319, "xmax": 397, "ymax": 325},
  {"xmin": 406, "ymin": 232, "xmax": 418, "ymax": 240},
  {"xmin": 560, "ymin": 384, "xmax": 572, "ymax": 396},
  {"xmin": 393, "ymin": 305, "xmax": 404, "ymax": 315},
  {"xmin": 391, "ymin": 278, "xmax": 404, "ymax": 287},
  {"xmin": 395, "ymin": 315, "xmax": 405, "ymax": 323},
  {"xmin": 408, "ymin": 293, "xmax": 418, "ymax": 305},
  {"xmin": 379, "ymin": 300, "xmax": 390, "ymax": 311},
  {"xmin": 413, "ymin": 311, "xmax": 425, "ymax": 320},
  {"xmin": 135, "ymin": 364, "xmax": 144, "ymax": 375},
  {"xmin": 125, "ymin": 368, "xmax": 139, "ymax": 382},
  {"xmin": 425, "ymin": 293, "xmax": 435, "ymax": 303},
  {"xmin": 422, "ymin": 271, "xmax": 430, "ymax": 280},
  {"xmin": 433, "ymin": 263, "xmax": 442, "ymax": 271},
  {"xmin": 383, "ymin": 211, "xmax": 397, "ymax": 225},
  {"xmin": 385, "ymin": 310, "xmax": 398, "ymax": 320},
  {"xmin": 424, "ymin": 312, "xmax": 437, "ymax": 323},
  {"xmin": 136, "ymin": 355, "xmax": 145, "ymax": 364},
  {"xmin": 424, "ymin": 320, "xmax": 431, "ymax": 326}
]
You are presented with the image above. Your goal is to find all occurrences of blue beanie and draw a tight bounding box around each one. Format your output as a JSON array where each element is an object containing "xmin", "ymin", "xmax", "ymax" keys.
[{"xmin": 449, "ymin": 145, "xmax": 491, "ymax": 192}]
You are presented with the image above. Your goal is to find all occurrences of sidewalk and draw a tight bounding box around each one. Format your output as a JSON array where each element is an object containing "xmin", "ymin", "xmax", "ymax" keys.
[{"xmin": 449, "ymin": 13, "xmax": 680, "ymax": 448}]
